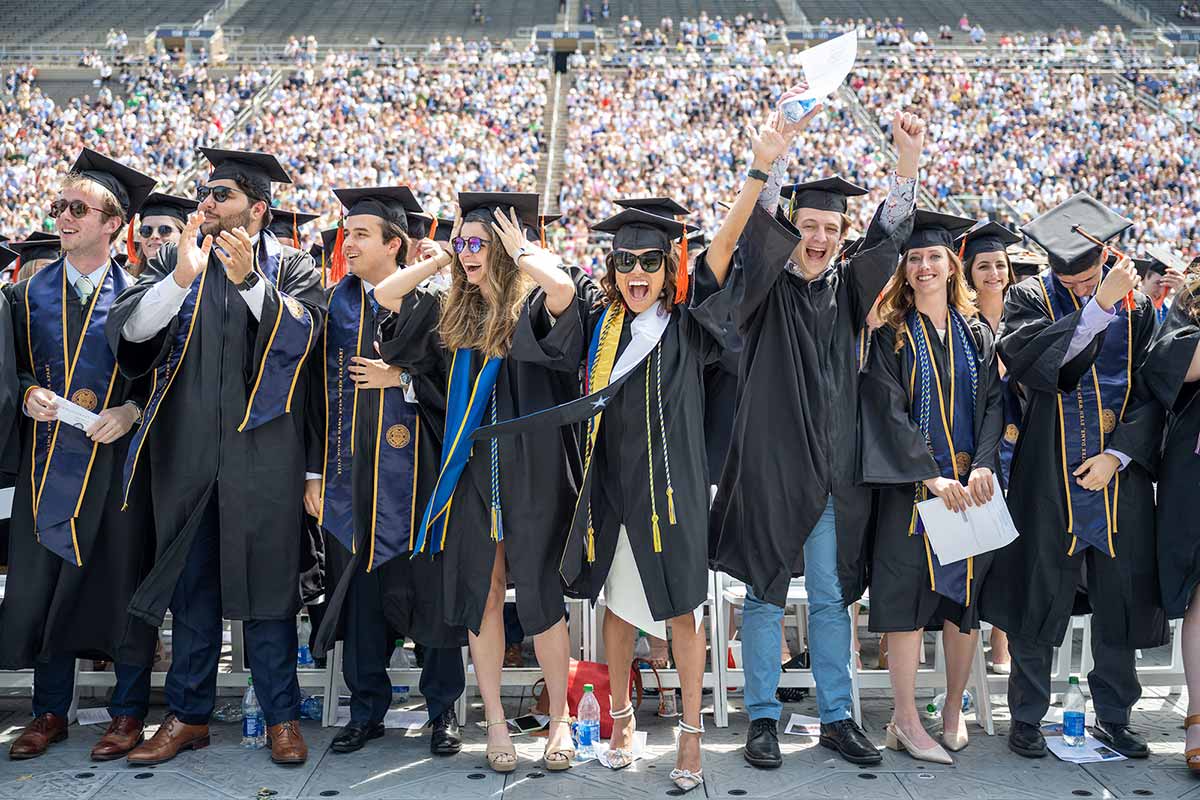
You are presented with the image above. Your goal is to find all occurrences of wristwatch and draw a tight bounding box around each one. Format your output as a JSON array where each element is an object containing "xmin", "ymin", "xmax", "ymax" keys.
[
  {"xmin": 747, "ymin": 168, "xmax": 771, "ymax": 183},
  {"xmin": 235, "ymin": 271, "xmax": 261, "ymax": 291},
  {"xmin": 514, "ymin": 244, "xmax": 539, "ymax": 264},
  {"xmin": 125, "ymin": 400, "xmax": 143, "ymax": 425}
]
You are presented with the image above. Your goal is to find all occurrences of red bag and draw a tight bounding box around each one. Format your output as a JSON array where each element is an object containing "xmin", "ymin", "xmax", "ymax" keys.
[{"xmin": 534, "ymin": 658, "xmax": 660, "ymax": 739}]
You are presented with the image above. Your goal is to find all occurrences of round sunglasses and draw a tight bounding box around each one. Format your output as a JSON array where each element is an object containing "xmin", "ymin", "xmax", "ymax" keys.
[
  {"xmin": 452, "ymin": 236, "xmax": 492, "ymax": 254},
  {"xmin": 607, "ymin": 249, "xmax": 665, "ymax": 273},
  {"xmin": 49, "ymin": 198, "xmax": 108, "ymax": 219},
  {"xmin": 139, "ymin": 224, "xmax": 178, "ymax": 238},
  {"xmin": 196, "ymin": 185, "xmax": 247, "ymax": 204}
]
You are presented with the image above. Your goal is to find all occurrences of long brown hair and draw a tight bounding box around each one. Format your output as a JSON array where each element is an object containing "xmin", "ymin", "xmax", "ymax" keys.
[
  {"xmin": 437, "ymin": 219, "xmax": 532, "ymax": 359},
  {"xmin": 963, "ymin": 250, "xmax": 1015, "ymax": 292},
  {"xmin": 598, "ymin": 248, "xmax": 680, "ymax": 313},
  {"xmin": 877, "ymin": 246, "xmax": 977, "ymax": 348}
]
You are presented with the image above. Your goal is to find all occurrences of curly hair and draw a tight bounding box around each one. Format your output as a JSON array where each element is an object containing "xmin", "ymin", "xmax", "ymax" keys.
[{"xmin": 598, "ymin": 248, "xmax": 680, "ymax": 313}]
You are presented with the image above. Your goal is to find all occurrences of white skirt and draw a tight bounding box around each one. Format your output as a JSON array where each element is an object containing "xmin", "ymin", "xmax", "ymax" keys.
[{"xmin": 601, "ymin": 524, "xmax": 703, "ymax": 639}]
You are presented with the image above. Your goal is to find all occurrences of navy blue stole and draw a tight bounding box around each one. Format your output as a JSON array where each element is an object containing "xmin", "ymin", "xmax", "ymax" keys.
[
  {"xmin": 902, "ymin": 308, "xmax": 979, "ymax": 605},
  {"xmin": 319, "ymin": 275, "xmax": 418, "ymax": 570},
  {"xmin": 25, "ymin": 259, "xmax": 128, "ymax": 564},
  {"xmin": 123, "ymin": 231, "xmax": 314, "ymax": 502},
  {"xmin": 412, "ymin": 348, "xmax": 502, "ymax": 555},
  {"xmin": 1037, "ymin": 273, "xmax": 1131, "ymax": 557},
  {"xmin": 998, "ymin": 373, "xmax": 1022, "ymax": 491}
]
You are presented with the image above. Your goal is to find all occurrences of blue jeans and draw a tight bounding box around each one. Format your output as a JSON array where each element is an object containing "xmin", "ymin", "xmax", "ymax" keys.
[{"xmin": 742, "ymin": 495, "xmax": 853, "ymax": 724}]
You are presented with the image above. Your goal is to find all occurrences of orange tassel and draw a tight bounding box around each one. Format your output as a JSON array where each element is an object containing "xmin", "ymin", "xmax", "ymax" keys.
[
  {"xmin": 674, "ymin": 233, "xmax": 689, "ymax": 304},
  {"xmin": 292, "ymin": 216, "xmax": 299, "ymax": 249},
  {"xmin": 329, "ymin": 217, "xmax": 348, "ymax": 285},
  {"xmin": 126, "ymin": 221, "xmax": 138, "ymax": 267},
  {"xmin": 428, "ymin": 217, "xmax": 438, "ymax": 241},
  {"xmin": 958, "ymin": 238, "xmax": 967, "ymax": 261},
  {"xmin": 539, "ymin": 220, "xmax": 546, "ymax": 249}
]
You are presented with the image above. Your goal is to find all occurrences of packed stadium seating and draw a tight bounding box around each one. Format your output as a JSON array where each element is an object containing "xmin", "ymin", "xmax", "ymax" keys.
[
  {"xmin": 798, "ymin": 0, "xmax": 1132, "ymax": 34},
  {"xmin": 585, "ymin": 0, "xmax": 784, "ymax": 27}
]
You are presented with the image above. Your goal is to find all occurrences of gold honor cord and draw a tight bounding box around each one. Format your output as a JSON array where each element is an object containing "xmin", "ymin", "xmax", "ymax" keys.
[{"xmin": 579, "ymin": 302, "xmax": 624, "ymax": 563}]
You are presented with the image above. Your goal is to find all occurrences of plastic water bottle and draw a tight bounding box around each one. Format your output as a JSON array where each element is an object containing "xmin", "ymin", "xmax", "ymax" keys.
[
  {"xmin": 576, "ymin": 683, "xmax": 601, "ymax": 762},
  {"xmin": 299, "ymin": 694, "xmax": 323, "ymax": 721},
  {"xmin": 781, "ymin": 95, "xmax": 818, "ymax": 123},
  {"xmin": 297, "ymin": 617, "xmax": 314, "ymax": 668},
  {"xmin": 389, "ymin": 641, "xmax": 411, "ymax": 702},
  {"xmin": 241, "ymin": 677, "xmax": 266, "ymax": 749},
  {"xmin": 924, "ymin": 690, "xmax": 975, "ymax": 718},
  {"xmin": 1063, "ymin": 676, "xmax": 1087, "ymax": 747}
]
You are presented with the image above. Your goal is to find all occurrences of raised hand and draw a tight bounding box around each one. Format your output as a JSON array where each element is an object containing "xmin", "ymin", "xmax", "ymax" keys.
[
  {"xmin": 892, "ymin": 112, "xmax": 927, "ymax": 178},
  {"xmin": 1095, "ymin": 255, "xmax": 1139, "ymax": 311},
  {"xmin": 215, "ymin": 226, "xmax": 256, "ymax": 286},
  {"xmin": 492, "ymin": 207, "xmax": 531, "ymax": 263},
  {"xmin": 172, "ymin": 211, "xmax": 212, "ymax": 289}
]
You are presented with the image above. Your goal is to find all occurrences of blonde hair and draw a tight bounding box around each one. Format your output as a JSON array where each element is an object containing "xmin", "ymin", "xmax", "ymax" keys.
[
  {"xmin": 437, "ymin": 219, "xmax": 532, "ymax": 359},
  {"xmin": 877, "ymin": 246, "xmax": 978, "ymax": 349}
]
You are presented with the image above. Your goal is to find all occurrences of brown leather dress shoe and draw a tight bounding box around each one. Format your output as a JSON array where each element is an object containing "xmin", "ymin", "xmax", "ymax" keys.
[
  {"xmin": 9, "ymin": 713, "xmax": 67, "ymax": 760},
  {"xmin": 267, "ymin": 720, "xmax": 308, "ymax": 765},
  {"xmin": 126, "ymin": 714, "xmax": 209, "ymax": 765},
  {"xmin": 90, "ymin": 715, "xmax": 145, "ymax": 761}
]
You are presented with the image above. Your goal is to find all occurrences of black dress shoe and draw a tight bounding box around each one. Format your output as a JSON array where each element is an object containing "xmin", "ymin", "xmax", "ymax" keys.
[
  {"xmin": 743, "ymin": 718, "xmax": 782, "ymax": 768},
  {"xmin": 331, "ymin": 721, "xmax": 385, "ymax": 753},
  {"xmin": 1093, "ymin": 721, "xmax": 1149, "ymax": 758},
  {"xmin": 430, "ymin": 709, "xmax": 462, "ymax": 756},
  {"xmin": 1008, "ymin": 720, "xmax": 1047, "ymax": 758},
  {"xmin": 819, "ymin": 719, "xmax": 882, "ymax": 765}
]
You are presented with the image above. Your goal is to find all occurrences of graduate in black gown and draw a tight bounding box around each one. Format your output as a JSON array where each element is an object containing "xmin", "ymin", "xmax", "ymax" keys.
[
  {"xmin": 474, "ymin": 199, "xmax": 730, "ymax": 792},
  {"xmin": 106, "ymin": 148, "xmax": 326, "ymax": 766},
  {"xmin": 303, "ymin": 186, "xmax": 466, "ymax": 756},
  {"xmin": 860, "ymin": 211, "xmax": 1003, "ymax": 764},
  {"xmin": 1134, "ymin": 247, "xmax": 1189, "ymax": 326},
  {"xmin": 1143, "ymin": 281, "xmax": 1200, "ymax": 771},
  {"xmin": 0, "ymin": 150, "xmax": 158, "ymax": 762},
  {"xmin": 7, "ymin": 233, "xmax": 61, "ymax": 282},
  {"xmin": 980, "ymin": 193, "xmax": 1168, "ymax": 760},
  {"xmin": 267, "ymin": 209, "xmax": 320, "ymax": 251},
  {"xmin": 698, "ymin": 100, "xmax": 925, "ymax": 768},
  {"xmin": 132, "ymin": 193, "xmax": 197, "ymax": 277},
  {"xmin": 372, "ymin": 192, "xmax": 579, "ymax": 774}
]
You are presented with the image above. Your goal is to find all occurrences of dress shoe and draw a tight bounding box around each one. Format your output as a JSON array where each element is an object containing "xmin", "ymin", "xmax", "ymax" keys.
[
  {"xmin": 268, "ymin": 720, "xmax": 308, "ymax": 765},
  {"xmin": 1007, "ymin": 720, "xmax": 1046, "ymax": 758},
  {"xmin": 430, "ymin": 709, "xmax": 462, "ymax": 756},
  {"xmin": 330, "ymin": 721, "xmax": 384, "ymax": 754},
  {"xmin": 9, "ymin": 713, "xmax": 67, "ymax": 760},
  {"xmin": 941, "ymin": 713, "xmax": 969, "ymax": 752},
  {"xmin": 1093, "ymin": 721, "xmax": 1149, "ymax": 759},
  {"xmin": 503, "ymin": 644, "xmax": 524, "ymax": 667},
  {"xmin": 127, "ymin": 714, "xmax": 209, "ymax": 765},
  {"xmin": 743, "ymin": 718, "xmax": 782, "ymax": 769},
  {"xmin": 820, "ymin": 719, "xmax": 883, "ymax": 765},
  {"xmin": 90, "ymin": 715, "xmax": 144, "ymax": 761},
  {"xmin": 885, "ymin": 722, "xmax": 953, "ymax": 765}
]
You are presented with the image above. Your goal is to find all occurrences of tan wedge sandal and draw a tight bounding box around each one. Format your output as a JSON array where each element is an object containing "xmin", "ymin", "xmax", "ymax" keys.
[
  {"xmin": 485, "ymin": 720, "xmax": 517, "ymax": 773},
  {"xmin": 1186, "ymin": 714, "xmax": 1200, "ymax": 774},
  {"xmin": 543, "ymin": 716, "xmax": 575, "ymax": 771}
]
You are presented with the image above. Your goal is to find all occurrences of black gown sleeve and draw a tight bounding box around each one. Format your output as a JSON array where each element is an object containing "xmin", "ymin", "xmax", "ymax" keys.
[
  {"xmin": 998, "ymin": 281, "xmax": 1095, "ymax": 394},
  {"xmin": 1107, "ymin": 300, "xmax": 1166, "ymax": 474},
  {"xmin": 858, "ymin": 324, "xmax": 940, "ymax": 485},
  {"xmin": 842, "ymin": 203, "xmax": 914, "ymax": 329},
  {"xmin": 105, "ymin": 245, "xmax": 182, "ymax": 380},
  {"xmin": 970, "ymin": 321, "xmax": 1005, "ymax": 473},
  {"xmin": 0, "ymin": 291, "xmax": 20, "ymax": 474},
  {"xmin": 1144, "ymin": 301, "xmax": 1200, "ymax": 414},
  {"xmin": 375, "ymin": 285, "xmax": 449, "ymax": 415},
  {"xmin": 509, "ymin": 266, "xmax": 601, "ymax": 374}
]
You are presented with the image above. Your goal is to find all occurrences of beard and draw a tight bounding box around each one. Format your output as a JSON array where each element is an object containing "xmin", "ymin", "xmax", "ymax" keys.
[{"xmin": 201, "ymin": 206, "xmax": 255, "ymax": 237}]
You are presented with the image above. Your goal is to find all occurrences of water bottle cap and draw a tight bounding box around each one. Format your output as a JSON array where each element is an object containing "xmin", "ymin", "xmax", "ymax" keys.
[
  {"xmin": 247, "ymin": 677, "xmax": 253, "ymax": 686},
  {"xmin": 1068, "ymin": 676, "xmax": 1079, "ymax": 685},
  {"xmin": 583, "ymin": 683, "xmax": 594, "ymax": 693}
]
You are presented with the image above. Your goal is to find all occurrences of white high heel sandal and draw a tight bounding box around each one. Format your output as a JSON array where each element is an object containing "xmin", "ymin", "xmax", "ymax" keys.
[{"xmin": 669, "ymin": 720, "xmax": 704, "ymax": 793}]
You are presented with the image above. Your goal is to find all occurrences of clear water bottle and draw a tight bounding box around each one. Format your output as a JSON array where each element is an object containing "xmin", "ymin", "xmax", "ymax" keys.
[
  {"xmin": 1063, "ymin": 676, "xmax": 1086, "ymax": 747},
  {"xmin": 299, "ymin": 694, "xmax": 323, "ymax": 721},
  {"xmin": 575, "ymin": 683, "xmax": 601, "ymax": 762},
  {"xmin": 297, "ymin": 617, "xmax": 314, "ymax": 667},
  {"xmin": 389, "ymin": 641, "xmax": 411, "ymax": 702},
  {"xmin": 241, "ymin": 677, "xmax": 266, "ymax": 749},
  {"xmin": 924, "ymin": 690, "xmax": 975, "ymax": 718}
]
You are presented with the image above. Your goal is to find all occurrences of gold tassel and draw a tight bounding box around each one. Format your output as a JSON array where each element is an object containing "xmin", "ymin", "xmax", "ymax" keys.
[
  {"xmin": 666, "ymin": 487, "xmax": 676, "ymax": 525},
  {"xmin": 490, "ymin": 507, "xmax": 498, "ymax": 542},
  {"xmin": 587, "ymin": 525, "xmax": 595, "ymax": 563},
  {"xmin": 652, "ymin": 514, "xmax": 662, "ymax": 553}
]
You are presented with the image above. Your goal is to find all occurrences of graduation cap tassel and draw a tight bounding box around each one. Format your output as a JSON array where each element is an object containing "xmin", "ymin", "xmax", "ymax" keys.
[
  {"xmin": 329, "ymin": 217, "xmax": 348, "ymax": 285},
  {"xmin": 292, "ymin": 216, "xmax": 299, "ymax": 249},
  {"xmin": 539, "ymin": 220, "xmax": 546, "ymax": 249},
  {"xmin": 674, "ymin": 233, "xmax": 689, "ymax": 304},
  {"xmin": 126, "ymin": 221, "xmax": 138, "ymax": 268},
  {"xmin": 428, "ymin": 217, "xmax": 438, "ymax": 242}
]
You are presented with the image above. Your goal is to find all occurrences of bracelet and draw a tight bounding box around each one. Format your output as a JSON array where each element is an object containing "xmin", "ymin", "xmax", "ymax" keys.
[{"xmin": 747, "ymin": 168, "xmax": 770, "ymax": 183}]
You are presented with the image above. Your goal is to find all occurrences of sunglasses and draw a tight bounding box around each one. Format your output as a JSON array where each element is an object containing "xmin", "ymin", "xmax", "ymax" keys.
[
  {"xmin": 49, "ymin": 198, "xmax": 108, "ymax": 219},
  {"xmin": 452, "ymin": 236, "xmax": 491, "ymax": 254},
  {"xmin": 139, "ymin": 224, "xmax": 177, "ymax": 238},
  {"xmin": 607, "ymin": 249, "xmax": 665, "ymax": 273},
  {"xmin": 196, "ymin": 185, "xmax": 246, "ymax": 204}
]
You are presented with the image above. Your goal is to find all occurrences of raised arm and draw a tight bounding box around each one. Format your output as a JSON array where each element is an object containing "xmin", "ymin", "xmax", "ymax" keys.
[
  {"xmin": 491, "ymin": 207, "xmax": 575, "ymax": 317},
  {"xmin": 374, "ymin": 240, "xmax": 454, "ymax": 313}
]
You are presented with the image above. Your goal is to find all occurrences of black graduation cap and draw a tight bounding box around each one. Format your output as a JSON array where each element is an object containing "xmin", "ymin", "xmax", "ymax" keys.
[
  {"xmin": 458, "ymin": 192, "xmax": 543, "ymax": 237},
  {"xmin": 7, "ymin": 232, "xmax": 61, "ymax": 263},
  {"xmin": 139, "ymin": 192, "xmax": 198, "ymax": 223},
  {"xmin": 334, "ymin": 186, "xmax": 424, "ymax": 234},
  {"xmin": 0, "ymin": 245, "xmax": 17, "ymax": 274},
  {"xmin": 198, "ymin": 147, "xmax": 291, "ymax": 201},
  {"xmin": 615, "ymin": 197, "xmax": 692, "ymax": 218},
  {"xmin": 409, "ymin": 212, "xmax": 456, "ymax": 242},
  {"xmin": 70, "ymin": 148, "xmax": 157, "ymax": 219},
  {"xmin": 308, "ymin": 227, "xmax": 340, "ymax": 261},
  {"xmin": 1021, "ymin": 193, "xmax": 1133, "ymax": 275},
  {"xmin": 591, "ymin": 208, "xmax": 697, "ymax": 251},
  {"xmin": 1142, "ymin": 245, "xmax": 1187, "ymax": 277},
  {"xmin": 905, "ymin": 209, "xmax": 976, "ymax": 252},
  {"xmin": 956, "ymin": 220, "xmax": 1022, "ymax": 262},
  {"xmin": 781, "ymin": 176, "xmax": 869, "ymax": 215},
  {"xmin": 1008, "ymin": 248, "xmax": 1047, "ymax": 280},
  {"xmin": 687, "ymin": 231, "xmax": 707, "ymax": 250},
  {"xmin": 267, "ymin": 209, "xmax": 320, "ymax": 243}
]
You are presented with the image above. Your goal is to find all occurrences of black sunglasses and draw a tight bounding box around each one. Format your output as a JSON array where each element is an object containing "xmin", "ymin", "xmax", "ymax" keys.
[
  {"xmin": 196, "ymin": 185, "xmax": 246, "ymax": 204},
  {"xmin": 452, "ymin": 236, "xmax": 491, "ymax": 254},
  {"xmin": 139, "ymin": 224, "xmax": 177, "ymax": 238},
  {"xmin": 49, "ymin": 198, "xmax": 108, "ymax": 219},
  {"xmin": 607, "ymin": 249, "xmax": 665, "ymax": 273}
]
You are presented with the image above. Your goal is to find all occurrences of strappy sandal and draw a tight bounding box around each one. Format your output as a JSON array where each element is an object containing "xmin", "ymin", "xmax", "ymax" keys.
[
  {"xmin": 669, "ymin": 720, "xmax": 705, "ymax": 793},
  {"xmin": 604, "ymin": 702, "xmax": 636, "ymax": 769},
  {"xmin": 543, "ymin": 716, "xmax": 575, "ymax": 771},
  {"xmin": 1186, "ymin": 714, "xmax": 1200, "ymax": 773},
  {"xmin": 485, "ymin": 720, "xmax": 517, "ymax": 773}
]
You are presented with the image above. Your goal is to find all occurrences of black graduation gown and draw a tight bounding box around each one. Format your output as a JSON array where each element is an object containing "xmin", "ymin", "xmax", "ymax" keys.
[
  {"xmin": 1144, "ymin": 300, "xmax": 1200, "ymax": 619},
  {"xmin": 306, "ymin": 287, "xmax": 466, "ymax": 651},
  {"xmin": 980, "ymin": 282, "xmax": 1168, "ymax": 649},
  {"xmin": 105, "ymin": 241, "xmax": 326, "ymax": 624},
  {"xmin": 696, "ymin": 203, "xmax": 912, "ymax": 607},
  {"xmin": 0, "ymin": 269, "xmax": 158, "ymax": 668},
  {"xmin": 859, "ymin": 316, "xmax": 1004, "ymax": 633},
  {"xmin": 507, "ymin": 266, "xmax": 727, "ymax": 621},
  {"xmin": 381, "ymin": 286, "xmax": 581, "ymax": 637}
]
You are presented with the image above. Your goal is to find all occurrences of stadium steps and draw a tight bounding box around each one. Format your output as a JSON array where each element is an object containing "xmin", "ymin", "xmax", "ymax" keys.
[{"xmin": 538, "ymin": 69, "xmax": 573, "ymax": 214}]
